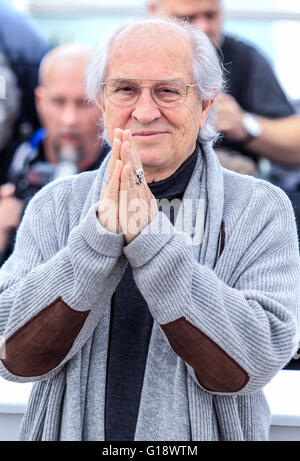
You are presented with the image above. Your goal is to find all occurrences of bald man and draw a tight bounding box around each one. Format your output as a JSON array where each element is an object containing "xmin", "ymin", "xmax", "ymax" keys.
[
  {"xmin": 0, "ymin": 44, "xmax": 107, "ymax": 265},
  {"xmin": 149, "ymin": 0, "xmax": 300, "ymax": 171},
  {"xmin": 35, "ymin": 44, "xmax": 104, "ymax": 172}
]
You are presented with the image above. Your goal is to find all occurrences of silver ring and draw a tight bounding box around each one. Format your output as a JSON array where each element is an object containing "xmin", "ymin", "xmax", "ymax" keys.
[{"xmin": 135, "ymin": 168, "xmax": 144, "ymax": 185}]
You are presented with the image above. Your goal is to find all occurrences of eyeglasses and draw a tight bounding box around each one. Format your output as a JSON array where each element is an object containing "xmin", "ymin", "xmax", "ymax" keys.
[{"xmin": 101, "ymin": 78, "xmax": 199, "ymax": 108}]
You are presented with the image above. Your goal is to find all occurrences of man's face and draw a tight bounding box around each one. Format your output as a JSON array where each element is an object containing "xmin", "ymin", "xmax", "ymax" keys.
[
  {"xmin": 36, "ymin": 57, "xmax": 102, "ymax": 163},
  {"xmin": 152, "ymin": 0, "xmax": 223, "ymax": 45},
  {"xmin": 100, "ymin": 25, "xmax": 213, "ymax": 176}
]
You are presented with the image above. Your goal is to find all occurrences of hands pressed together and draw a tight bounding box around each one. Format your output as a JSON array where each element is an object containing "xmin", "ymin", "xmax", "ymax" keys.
[{"xmin": 97, "ymin": 129, "xmax": 158, "ymax": 245}]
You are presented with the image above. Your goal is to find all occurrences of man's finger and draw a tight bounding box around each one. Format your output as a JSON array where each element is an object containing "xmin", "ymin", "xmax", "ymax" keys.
[
  {"xmin": 120, "ymin": 163, "xmax": 130, "ymax": 192},
  {"xmin": 120, "ymin": 140, "xmax": 131, "ymax": 167},
  {"xmin": 108, "ymin": 159, "xmax": 123, "ymax": 202},
  {"xmin": 107, "ymin": 128, "xmax": 123, "ymax": 181},
  {"xmin": 127, "ymin": 130, "xmax": 143, "ymax": 170},
  {"xmin": 122, "ymin": 129, "xmax": 131, "ymax": 144},
  {"xmin": 107, "ymin": 136, "xmax": 122, "ymax": 181},
  {"xmin": 98, "ymin": 159, "xmax": 123, "ymax": 233},
  {"xmin": 128, "ymin": 166, "xmax": 137, "ymax": 192}
]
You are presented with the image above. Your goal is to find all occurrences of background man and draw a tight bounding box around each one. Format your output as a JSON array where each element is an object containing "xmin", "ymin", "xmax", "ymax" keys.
[
  {"xmin": 0, "ymin": 18, "xmax": 298, "ymax": 441},
  {"xmin": 0, "ymin": 44, "xmax": 107, "ymax": 265},
  {"xmin": 148, "ymin": 0, "xmax": 300, "ymax": 368},
  {"xmin": 148, "ymin": 0, "xmax": 300, "ymax": 173}
]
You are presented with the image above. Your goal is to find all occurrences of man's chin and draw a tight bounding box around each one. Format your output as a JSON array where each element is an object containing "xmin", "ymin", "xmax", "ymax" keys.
[
  {"xmin": 137, "ymin": 147, "xmax": 166, "ymax": 168},
  {"xmin": 53, "ymin": 138, "xmax": 83, "ymax": 163}
]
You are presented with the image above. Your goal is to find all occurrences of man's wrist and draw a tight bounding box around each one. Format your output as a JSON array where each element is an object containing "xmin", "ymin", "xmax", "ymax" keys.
[
  {"xmin": 77, "ymin": 204, "xmax": 124, "ymax": 257},
  {"xmin": 240, "ymin": 113, "xmax": 262, "ymax": 144}
]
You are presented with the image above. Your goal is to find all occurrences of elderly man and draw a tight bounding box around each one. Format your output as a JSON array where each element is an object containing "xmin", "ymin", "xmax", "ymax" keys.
[
  {"xmin": 0, "ymin": 44, "xmax": 107, "ymax": 265},
  {"xmin": 0, "ymin": 18, "xmax": 299, "ymax": 442},
  {"xmin": 149, "ymin": 0, "xmax": 300, "ymax": 173}
]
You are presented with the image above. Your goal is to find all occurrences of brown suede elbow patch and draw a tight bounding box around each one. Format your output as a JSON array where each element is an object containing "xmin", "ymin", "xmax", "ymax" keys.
[
  {"xmin": 1, "ymin": 297, "xmax": 90, "ymax": 377},
  {"xmin": 161, "ymin": 317, "xmax": 249, "ymax": 393}
]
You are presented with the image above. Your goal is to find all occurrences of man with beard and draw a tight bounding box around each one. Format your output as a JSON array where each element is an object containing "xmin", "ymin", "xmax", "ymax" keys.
[{"xmin": 0, "ymin": 44, "xmax": 107, "ymax": 265}]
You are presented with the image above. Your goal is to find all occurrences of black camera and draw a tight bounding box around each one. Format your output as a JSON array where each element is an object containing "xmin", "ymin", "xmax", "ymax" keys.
[{"xmin": 9, "ymin": 145, "xmax": 79, "ymax": 202}]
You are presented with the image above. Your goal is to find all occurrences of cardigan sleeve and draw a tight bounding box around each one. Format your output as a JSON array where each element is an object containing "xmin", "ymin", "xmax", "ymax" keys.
[
  {"xmin": 0, "ymin": 179, "xmax": 126, "ymax": 383},
  {"xmin": 123, "ymin": 183, "xmax": 300, "ymax": 395}
]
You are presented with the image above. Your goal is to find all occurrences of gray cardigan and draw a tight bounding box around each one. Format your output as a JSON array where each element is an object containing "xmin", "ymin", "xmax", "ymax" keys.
[{"xmin": 0, "ymin": 143, "xmax": 299, "ymax": 441}]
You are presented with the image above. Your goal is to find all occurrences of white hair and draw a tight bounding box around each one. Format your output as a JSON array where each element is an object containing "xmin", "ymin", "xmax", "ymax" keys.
[{"xmin": 86, "ymin": 18, "xmax": 224, "ymax": 145}]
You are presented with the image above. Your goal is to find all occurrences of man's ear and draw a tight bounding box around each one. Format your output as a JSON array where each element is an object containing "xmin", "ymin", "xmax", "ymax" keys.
[
  {"xmin": 199, "ymin": 99, "xmax": 215, "ymax": 129},
  {"xmin": 34, "ymin": 86, "xmax": 45, "ymax": 118}
]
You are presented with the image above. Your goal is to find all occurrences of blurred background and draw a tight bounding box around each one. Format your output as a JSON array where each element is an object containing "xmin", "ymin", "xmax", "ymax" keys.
[{"xmin": 4, "ymin": 0, "xmax": 300, "ymax": 106}]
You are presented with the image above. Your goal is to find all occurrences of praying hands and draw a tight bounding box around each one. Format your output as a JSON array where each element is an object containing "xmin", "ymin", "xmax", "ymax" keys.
[{"xmin": 97, "ymin": 128, "xmax": 158, "ymax": 244}]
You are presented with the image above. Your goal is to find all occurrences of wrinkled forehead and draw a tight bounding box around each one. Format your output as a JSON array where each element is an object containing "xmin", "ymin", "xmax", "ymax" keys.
[{"xmin": 106, "ymin": 23, "xmax": 194, "ymax": 80}]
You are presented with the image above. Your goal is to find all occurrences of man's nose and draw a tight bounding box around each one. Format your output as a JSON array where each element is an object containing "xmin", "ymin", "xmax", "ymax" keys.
[
  {"xmin": 61, "ymin": 104, "xmax": 78, "ymax": 126},
  {"xmin": 131, "ymin": 87, "xmax": 161, "ymax": 124}
]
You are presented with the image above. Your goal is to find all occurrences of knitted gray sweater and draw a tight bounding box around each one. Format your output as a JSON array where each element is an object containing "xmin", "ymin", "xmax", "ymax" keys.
[{"xmin": 0, "ymin": 143, "xmax": 299, "ymax": 441}]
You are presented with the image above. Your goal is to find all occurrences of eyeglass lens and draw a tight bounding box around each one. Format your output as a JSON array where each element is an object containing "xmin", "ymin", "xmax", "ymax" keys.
[{"xmin": 105, "ymin": 79, "xmax": 188, "ymax": 106}]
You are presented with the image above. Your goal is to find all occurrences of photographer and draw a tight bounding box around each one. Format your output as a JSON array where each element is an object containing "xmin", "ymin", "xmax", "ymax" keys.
[
  {"xmin": 0, "ymin": 2, "xmax": 50, "ymax": 185},
  {"xmin": 0, "ymin": 44, "xmax": 107, "ymax": 265}
]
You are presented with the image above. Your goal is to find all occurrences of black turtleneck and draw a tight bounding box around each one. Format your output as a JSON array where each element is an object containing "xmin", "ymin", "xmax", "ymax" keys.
[{"xmin": 105, "ymin": 149, "xmax": 198, "ymax": 441}]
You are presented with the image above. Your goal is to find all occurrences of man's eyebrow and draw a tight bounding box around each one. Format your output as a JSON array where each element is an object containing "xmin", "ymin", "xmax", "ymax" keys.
[
  {"xmin": 176, "ymin": 14, "xmax": 196, "ymax": 21},
  {"xmin": 112, "ymin": 78, "xmax": 135, "ymax": 83},
  {"xmin": 176, "ymin": 12, "xmax": 217, "ymax": 21}
]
